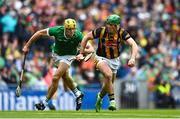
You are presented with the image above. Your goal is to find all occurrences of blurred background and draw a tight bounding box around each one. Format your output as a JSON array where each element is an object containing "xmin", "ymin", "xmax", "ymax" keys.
[{"xmin": 0, "ymin": 0, "xmax": 179, "ymax": 110}]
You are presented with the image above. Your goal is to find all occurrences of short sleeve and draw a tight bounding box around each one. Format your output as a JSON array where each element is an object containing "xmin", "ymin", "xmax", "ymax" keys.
[
  {"xmin": 47, "ymin": 26, "xmax": 59, "ymax": 36},
  {"xmin": 121, "ymin": 30, "xmax": 131, "ymax": 41},
  {"xmin": 92, "ymin": 27, "xmax": 102, "ymax": 39}
]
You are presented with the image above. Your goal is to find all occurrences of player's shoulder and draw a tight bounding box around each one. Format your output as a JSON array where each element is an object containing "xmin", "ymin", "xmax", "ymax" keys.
[
  {"xmin": 119, "ymin": 27, "xmax": 131, "ymax": 34},
  {"xmin": 119, "ymin": 27, "xmax": 131, "ymax": 40},
  {"xmin": 49, "ymin": 25, "xmax": 64, "ymax": 30},
  {"xmin": 119, "ymin": 27, "xmax": 125, "ymax": 31},
  {"xmin": 56, "ymin": 25, "xmax": 64, "ymax": 30},
  {"xmin": 75, "ymin": 29, "xmax": 83, "ymax": 37},
  {"xmin": 94, "ymin": 26, "xmax": 106, "ymax": 33},
  {"xmin": 96, "ymin": 26, "xmax": 105, "ymax": 30},
  {"xmin": 118, "ymin": 27, "xmax": 128, "ymax": 35}
]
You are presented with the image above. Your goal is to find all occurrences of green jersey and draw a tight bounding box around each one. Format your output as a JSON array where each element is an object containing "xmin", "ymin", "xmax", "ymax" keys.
[{"xmin": 48, "ymin": 26, "xmax": 83, "ymax": 56}]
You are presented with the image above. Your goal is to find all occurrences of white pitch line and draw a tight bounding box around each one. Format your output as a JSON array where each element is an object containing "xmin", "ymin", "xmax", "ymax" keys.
[
  {"xmin": 15, "ymin": 112, "xmax": 180, "ymax": 118},
  {"xmin": 1, "ymin": 112, "xmax": 180, "ymax": 119},
  {"xmin": 0, "ymin": 117, "xmax": 177, "ymax": 119}
]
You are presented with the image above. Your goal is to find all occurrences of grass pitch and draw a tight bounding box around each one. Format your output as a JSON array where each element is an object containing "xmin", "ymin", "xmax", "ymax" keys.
[{"xmin": 0, "ymin": 109, "xmax": 180, "ymax": 118}]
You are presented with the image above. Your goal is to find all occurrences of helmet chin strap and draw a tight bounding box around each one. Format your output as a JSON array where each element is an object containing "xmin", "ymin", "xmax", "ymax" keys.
[
  {"xmin": 107, "ymin": 27, "xmax": 118, "ymax": 35},
  {"xmin": 117, "ymin": 25, "xmax": 120, "ymax": 30},
  {"xmin": 106, "ymin": 24, "xmax": 119, "ymax": 34},
  {"xmin": 64, "ymin": 29, "xmax": 71, "ymax": 39}
]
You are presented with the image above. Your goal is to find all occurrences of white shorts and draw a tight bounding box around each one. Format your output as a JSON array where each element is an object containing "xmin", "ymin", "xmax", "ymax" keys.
[
  {"xmin": 96, "ymin": 55, "xmax": 120, "ymax": 73},
  {"xmin": 52, "ymin": 53, "xmax": 75, "ymax": 66}
]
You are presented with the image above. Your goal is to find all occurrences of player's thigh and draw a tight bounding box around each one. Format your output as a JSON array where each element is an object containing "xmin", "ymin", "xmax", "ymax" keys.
[
  {"xmin": 62, "ymin": 69, "xmax": 70, "ymax": 79},
  {"xmin": 53, "ymin": 62, "xmax": 69, "ymax": 80},
  {"xmin": 97, "ymin": 61, "xmax": 112, "ymax": 79}
]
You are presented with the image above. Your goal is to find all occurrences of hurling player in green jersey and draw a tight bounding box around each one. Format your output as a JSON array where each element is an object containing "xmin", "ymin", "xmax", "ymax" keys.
[
  {"xmin": 77, "ymin": 14, "xmax": 138, "ymax": 112},
  {"xmin": 22, "ymin": 18, "xmax": 94, "ymax": 111}
]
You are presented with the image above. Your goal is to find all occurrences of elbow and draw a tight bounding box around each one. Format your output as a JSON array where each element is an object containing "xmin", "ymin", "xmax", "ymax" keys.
[
  {"xmin": 86, "ymin": 32, "xmax": 93, "ymax": 41},
  {"xmin": 135, "ymin": 43, "xmax": 139, "ymax": 52},
  {"xmin": 82, "ymin": 36, "xmax": 90, "ymax": 45},
  {"xmin": 82, "ymin": 32, "xmax": 93, "ymax": 46},
  {"xmin": 134, "ymin": 43, "xmax": 139, "ymax": 58},
  {"xmin": 130, "ymin": 42, "xmax": 139, "ymax": 57},
  {"xmin": 84, "ymin": 36, "xmax": 91, "ymax": 42},
  {"xmin": 131, "ymin": 41, "xmax": 138, "ymax": 52}
]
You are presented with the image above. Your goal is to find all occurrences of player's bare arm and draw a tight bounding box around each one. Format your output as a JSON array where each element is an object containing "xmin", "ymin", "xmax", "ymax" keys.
[
  {"xmin": 84, "ymin": 41, "xmax": 95, "ymax": 54},
  {"xmin": 80, "ymin": 32, "xmax": 93, "ymax": 54},
  {"xmin": 125, "ymin": 37, "xmax": 139, "ymax": 67},
  {"xmin": 76, "ymin": 32, "xmax": 94, "ymax": 60},
  {"xmin": 23, "ymin": 29, "xmax": 49, "ymax": 53}
]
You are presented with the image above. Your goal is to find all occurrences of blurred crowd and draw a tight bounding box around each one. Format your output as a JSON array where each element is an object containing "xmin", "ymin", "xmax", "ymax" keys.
[{"xmin": 0, "ymin": 0, "xmax": 179, "ymax": 102}]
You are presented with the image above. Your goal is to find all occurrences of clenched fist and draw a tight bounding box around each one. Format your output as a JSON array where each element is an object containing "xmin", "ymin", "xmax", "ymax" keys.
[
  {"xmin": 128, "ymin": 58, "xmax": 135, "ymax": 67},
  {"xmin": 75, "ymin": 53, "xmax": 84, "ymax": 61},
  {"xmin": 22, "ymin": 45, "xmax": 30, "ymax": 54}
]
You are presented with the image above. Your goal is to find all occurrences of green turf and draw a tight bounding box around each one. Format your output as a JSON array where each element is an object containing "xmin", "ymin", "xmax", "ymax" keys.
[{"xmin": 0, "ymin": 110, "xmax": 180, "ymax": 118}]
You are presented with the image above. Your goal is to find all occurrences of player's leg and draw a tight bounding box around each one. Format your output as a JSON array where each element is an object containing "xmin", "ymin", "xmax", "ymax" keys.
[
  {"xmin": 62, "ymin": 70, "xmax": 81, "ymax": 96},
  {"xmin": 47, "ymin": 62, "xmax": 68, "ymax": 100},
  {"xmin": 107, "ymin": 72, "xmax": 117, "ymax": 110},
  {"xmin": 112, "ymin": 73, "xmax": 116, "ymax": 83},
  {"xmin": 95, "ymin": 61, "xmax": 115, "ymax": 112},
  {"xmin": 62, "ymin": 70, "xmax": 84, "ymax": 110},
  {"xmin": 97, "ymin": 73, "xmax": 116, "ymax": 98},
  {"xmin": 94, "ymin": 57, "xmax": 108, "ymax": 99},
  {"xmin": 35, "ymin": 62, "xmax": 69, "ymax": 110},
  {"xmin": 47, "ymin": 91, "xmax": 57, "ymax": 110},
  {"xmin": 63, "ymin": 78, "xmax": 70, "ymax": 92},
  {"xmin": 107, "ymin": 58, "xmax": 120, "ymax": 110},
  {"xmin": 95, "ymin": 72, "xmax": 117, "ymax": 111}
]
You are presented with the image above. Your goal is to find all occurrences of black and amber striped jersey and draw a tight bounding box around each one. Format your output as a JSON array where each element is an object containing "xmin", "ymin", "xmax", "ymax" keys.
[{"xmin": 92, "ymin": 27, "xmax": 131, "ymax": 59}]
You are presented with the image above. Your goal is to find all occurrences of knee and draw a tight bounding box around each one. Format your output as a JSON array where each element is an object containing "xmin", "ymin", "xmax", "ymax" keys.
[
  {"xmin": 104, "ymin": 72, "xmax": 113, "ymax": 81},
  {"xmin": 52, "ymin": 73, "xmax": 60, "ymax": 85},
  {"xmin": 62, "ymin": 73, "xmax": 70, "ymax": 80},
  {"xmin": 54, "ymin": 71, "xmax": 62, "ymax": 79}
]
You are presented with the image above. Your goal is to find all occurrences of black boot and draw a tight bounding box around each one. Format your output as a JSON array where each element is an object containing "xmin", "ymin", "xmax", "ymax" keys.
[
  {"xmin": 76, "ymin": 93, "xmax": 84, "ymax": 111},
  {"xmin": 35, "ymin": 102, "xmax": 46, "ymax": 110}
]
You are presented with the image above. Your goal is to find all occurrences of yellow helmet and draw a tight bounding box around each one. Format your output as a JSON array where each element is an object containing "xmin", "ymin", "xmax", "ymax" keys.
[{"xmin": 64, "ymin": 18, "xmax": 76, "ymax": 29}]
